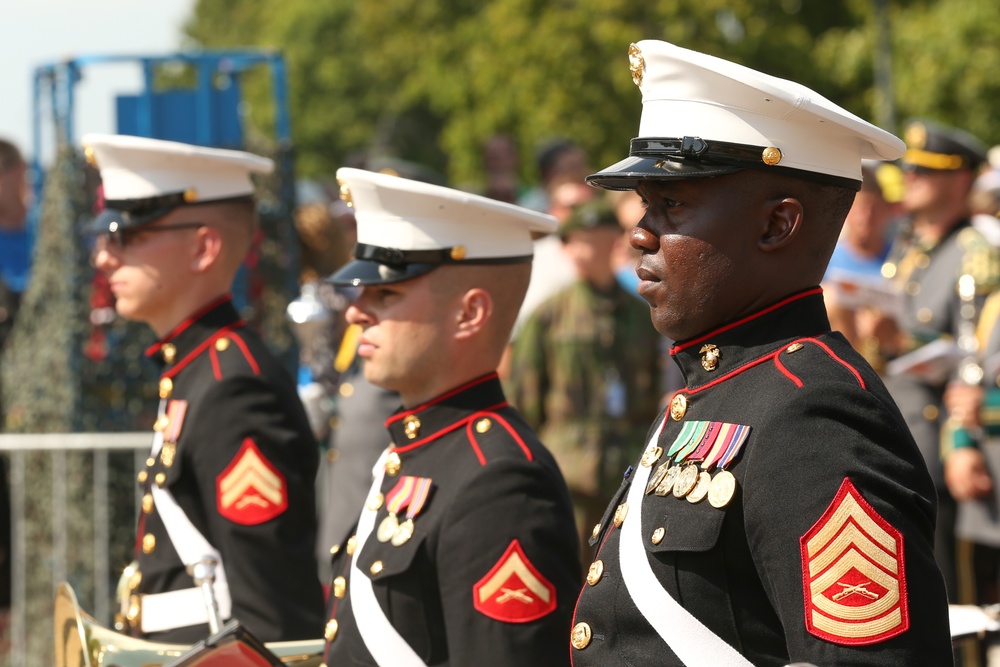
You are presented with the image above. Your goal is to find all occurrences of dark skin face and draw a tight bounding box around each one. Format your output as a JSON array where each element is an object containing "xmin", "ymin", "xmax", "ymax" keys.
[{"xmin": 631, "ymin": 170, "xmax": 813, "ymax": 341}]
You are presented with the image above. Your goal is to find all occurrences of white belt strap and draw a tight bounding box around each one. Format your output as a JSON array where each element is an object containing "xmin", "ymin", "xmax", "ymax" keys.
[
  {"xmin": 141, "ymin": 398, "xmax": 233, "ymax": 634},
  {"xmin": 619, "ymin": 418, "xmax": 754, "ymax": 667},
  {"xmin": 350, "ymin": 449, "xmax": 427, "ymax": 667}
]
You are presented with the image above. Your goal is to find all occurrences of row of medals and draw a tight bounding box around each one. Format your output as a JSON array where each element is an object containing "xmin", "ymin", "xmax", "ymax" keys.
[
  {"xmin": 376, "ymin": 512, "xmax": 415, "ymax": 547},
  {"xmin": 641, "ymin": 445, "xmax": 737, "ymax": 508}
]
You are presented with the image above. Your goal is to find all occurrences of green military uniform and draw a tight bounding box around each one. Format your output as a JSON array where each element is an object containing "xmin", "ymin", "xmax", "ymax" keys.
[
  {"xmin": 507, "ymin": 278, "xmax": 661, "ymax": 547},
  {"xmin": 880, "ymin": 120, "xmax": 1000, "ymax": 599}
]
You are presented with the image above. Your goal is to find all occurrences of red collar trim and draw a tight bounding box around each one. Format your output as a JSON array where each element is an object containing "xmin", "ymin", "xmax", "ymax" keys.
[
  {"xmin": 671, "ymin": 287, "xmax": 823, "ymax": 355},
  {"xmin": 385, "ymin": 372, "xmax": 499, "ymax": 427},
  {"xmin": 145, "ymin": 294, "xmax": 233, "ymax": 357}
]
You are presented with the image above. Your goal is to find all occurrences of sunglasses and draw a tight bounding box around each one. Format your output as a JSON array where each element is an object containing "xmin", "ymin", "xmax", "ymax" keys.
[{"xmin": 98, "ymin": 221, "xmax": 205, "ymax": 250}]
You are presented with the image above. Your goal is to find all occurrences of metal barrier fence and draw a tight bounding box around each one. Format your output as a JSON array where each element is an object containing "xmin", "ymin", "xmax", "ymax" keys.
[{"xmin": 0, "ymin": 432, "xmax": 149, "ymax": 667}]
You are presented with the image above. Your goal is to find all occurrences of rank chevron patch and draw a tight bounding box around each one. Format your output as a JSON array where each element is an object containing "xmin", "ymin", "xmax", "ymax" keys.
[
  {"xmin": 800, "ymin": 477, "xmax": 908, "ymax": 645},
  {"xmin": 216, "ymin": 438, "xmax": 287, "ymax": 525},
  {"xmin": 472, "ymin": 539, "xmax": 557, "ymax": 623}
]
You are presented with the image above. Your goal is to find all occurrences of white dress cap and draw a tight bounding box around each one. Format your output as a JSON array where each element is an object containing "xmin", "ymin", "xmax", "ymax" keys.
[
  {"xmin": 330, "ymin": 168, "xmax": 558, "ymax": 286},
  {"xmin": 588, "ymin": 40, "xmax": 905, "ymax": 190},
  {"xmin": 82, "ymin": 133, "xmax": 274, "ymax": 204}
]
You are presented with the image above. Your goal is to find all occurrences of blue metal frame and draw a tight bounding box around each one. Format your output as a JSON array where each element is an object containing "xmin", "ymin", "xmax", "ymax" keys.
[{"xmin": 29, "ymin": 50, "xmax": 292, "ymax": 212}]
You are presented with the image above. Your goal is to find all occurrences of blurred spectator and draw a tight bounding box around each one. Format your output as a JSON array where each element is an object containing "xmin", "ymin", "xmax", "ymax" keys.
[
  {"xmin": 866, "ymin": 119, "xmax": 1000, "ymax": 602},
  {"xmin": 482, "ymin": 133, "xmax": 522, "ymax": 204},
  {"xmin": 506, "ymin": 197, "xmax": 662, "ymax": 567},
  {"xmin": 511, "ymin": 142, "xmax": 594, "ymax": 342},
  {"xmin": 0, "ymin": 138, "xmax": 28, "ymax": 636},
  {"xmin": 517, "ymin": 138, "xmax": 590, "ymax": 214},
  {"xmin": 607, "ymin": 189, "xmax": 645, "ymax": 296},
  {"xmin": 0, "ymin": 140, "xmax": 31, "ymax": 343},
  {"xmin": 969, "ymin": 168, "xmax": 1000, "ymax": 245},
  {"xmin": 822, "ymin": 160, "xmax": 904, "ymax": 359}
]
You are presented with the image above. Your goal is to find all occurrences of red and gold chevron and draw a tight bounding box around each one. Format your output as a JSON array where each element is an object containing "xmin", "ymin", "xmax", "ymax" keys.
[
  {"xmin": 800, "ymin": 477, "xmax": 908, "ymax": 645},
  {"xmin": 472, "ymin": 539, "xmax": 556, "ymax": 623},
  {"xmin": 216, "ymin": 438, "xmax": 287, "ymax": 525}
]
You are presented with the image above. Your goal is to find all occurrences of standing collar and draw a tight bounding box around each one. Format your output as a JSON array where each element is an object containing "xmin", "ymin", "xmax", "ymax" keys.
[
  {"xmin": 145, "ymin": 294, "xmax": 244, "ymax": 374},
  {"xmin": 386, "ymin": 373, "xmax": 508, "ymax": 453},
  {"xmin": 670, "ymin": 287, "xmax": 830, "ymax": 389}
]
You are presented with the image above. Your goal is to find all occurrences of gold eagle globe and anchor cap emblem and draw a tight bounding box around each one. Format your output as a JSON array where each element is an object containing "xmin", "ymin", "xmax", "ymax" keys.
[
  {"xmin": 699, "ymin": 344, "xmax": 721, "ymax": 371},
  {"xmin": 628, "ymin": 43, "xmax": 645, "ymax": 87}
]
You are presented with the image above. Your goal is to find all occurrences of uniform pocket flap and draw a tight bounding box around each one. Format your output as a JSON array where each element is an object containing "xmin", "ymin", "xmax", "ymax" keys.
[
  {"xmin": 357, "ymin": 522, "xmax": 427, "ymax": 579},
  {"xmin": 641, "ymin": 494, "xmax": 726, "ymax": 553}
]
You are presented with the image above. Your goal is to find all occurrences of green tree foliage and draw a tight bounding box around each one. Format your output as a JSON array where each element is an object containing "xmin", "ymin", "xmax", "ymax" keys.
[{"xmin": 185, "ymin": 0, "xmax": 1000, "ymax": 188}]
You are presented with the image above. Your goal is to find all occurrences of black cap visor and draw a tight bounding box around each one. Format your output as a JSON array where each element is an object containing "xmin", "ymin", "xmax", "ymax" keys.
[
  {"xmin": 328, "ymin": 258, "xmax": 439, "ymax": 287},
  {"xmin": 82, "ymin": 207, "xmax": 176, "ymax": 236},
  {"xmin": 587, "ymin": 155, "xmax": 742, "ymax": 191},
  {"xmin": 588, "ymin": 137, "xmax": 861, "ymax": 191}
]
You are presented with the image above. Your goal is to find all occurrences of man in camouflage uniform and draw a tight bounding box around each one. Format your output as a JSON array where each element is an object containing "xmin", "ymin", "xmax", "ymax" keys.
[
  {"xmin": 507, "ymin": 197, "xmax": 662, "ymax": 563},
  {"xmin": 872, "ymin": 119, "xmax": 1000, "ymax": 599}
]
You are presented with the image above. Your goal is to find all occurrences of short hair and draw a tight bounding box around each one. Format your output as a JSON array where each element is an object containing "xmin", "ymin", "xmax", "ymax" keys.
[{"xmin": 0, "ymin": 139, "xmax": 25, "ymax": 172}]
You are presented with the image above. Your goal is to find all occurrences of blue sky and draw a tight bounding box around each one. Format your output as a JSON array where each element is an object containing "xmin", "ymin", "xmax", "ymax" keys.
[{"xmin": 0, "ymin": 0, "xmax": 195, "ymax": 163}]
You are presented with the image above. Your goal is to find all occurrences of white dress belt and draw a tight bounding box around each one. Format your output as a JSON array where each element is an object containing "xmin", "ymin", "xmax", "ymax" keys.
[
  {"xmin": 618, "ymin": 417, "xmax": 754, "ymax": 667},
  {"xmin": 141, "ymin": 397, "xmax": 233, "ymax": 634},
  {"xmin": 350, "ymin": 449, "xmax": 427, "ymax": 667}
]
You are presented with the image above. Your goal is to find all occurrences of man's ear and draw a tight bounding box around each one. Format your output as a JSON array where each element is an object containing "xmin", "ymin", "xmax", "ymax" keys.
[
  {"xmin": 192, "ymin": 225, "xmax": 224, "ymax": 272},
  {"xmin": 454, "ymin": 288, "xmax": 493, "ymax": 341},
  {"xmin": 759, "ymin": 197, "xmax": 803, "ymax": 252}
]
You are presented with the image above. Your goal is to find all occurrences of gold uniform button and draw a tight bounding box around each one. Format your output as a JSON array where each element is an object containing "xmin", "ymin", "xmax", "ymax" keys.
[
  {"xmin": 333, "ymin": 576, "xmax": 347, "ymax": 599},
  {"xmin": 613, "ymin": 503, "xmax": 628, "ymax": 528},
  {"xmin": 346, "ymin": 536, "xmax": 358, "ymax": 555},
  {"xmin": 326, "ymin": 449, "xmax": 340, "ymax": 463},
  {"xmin": 153, "ymin": 415, "xmax": 169, "ymax": 432},
  {"xmin": 591, "ymin": 522, "xmax": 601, "ymax": 539},
  {"xmin": 385, "ymin": 451, "xmax": 402, "ymax": 476},
  {"xmin": 339, "ymin": 382, "xmax": 354, "ymax": 398},
  {"xmin": 475, "ymin": 418, "xmax": 492, "ymax": 433},
  {"xmin": 160, "ymin": 443, "xmax": 176, "ymax": 468},
  {"xmin": 906, "ymin": 281, "xmax": 921, "ymax": 296},
  {"xmin": 146, "ymin": 457, "xmax": 156, "ymax": 467},
  {"xmin": 128, "ymin": 569, "xmax": 142, "ymax": 591},
  {"xmin": 916, "ymin": 254, "xmax": 931, "ymax": 269},
  {"xmin": 161, "ymin": 343, "xmax": 177, "ymax": 364},
  {"xmin": 330, "ymin": 544, "xmax": 341, "ymax": 556},
  {"xmin": 370, "ymin": 560, "xmax": 384, "ymax": 576},
  {"xmin": 368, "ymin": 493, "xmax": 384, "ymax": 511},
  {"xmin": 651, "ymin": 527, "xmax": 666, "ymax": 545},
  {"xmin": 786, "ymin": 342, "xmax": 804, "ymax": 354},
  {"xmin": 571, "ymin": 622, "xmax": 593, "ymax": 650},
  {"xmin": 586, "ymin": 560, "xmax": 604, "ymax": 586},
  {"xmin": 142, "ymin": 534, "xmax": 156, "ymax": 554},
  {"xmin": 154, "ymin": 472, "xmax": 166, "ymax": 487},
  {"xmin": 158, "ymin": 378, "xmax": 173, "ymax": 399},
  {"xmin": 324, "ymin": 618, "xmax": 339, "ymax": 642},
  {"xmin": 142, "ymin": 493, "xmax": 154, "ymax": 514},
  {"xmin": 137, "ymin": 470, "xmax": 148, "ymax": 485},
  {"xmin": 917, "ymin": 307, "xmax": 933, "ymax": 323},
  {"xmin": 882, "ymin": 262, "xmax": 897, "ymax": 279},
  {"xmin": 669, "ymin": 394, "xmax": 687, "ymax": 421},
  {"xmin": 215, "ymin": 337, "xmax": 231, "ymax": 351},
  {"xmin": 923, "ymin": 404, "xmax": 940, "ymax": 421}
]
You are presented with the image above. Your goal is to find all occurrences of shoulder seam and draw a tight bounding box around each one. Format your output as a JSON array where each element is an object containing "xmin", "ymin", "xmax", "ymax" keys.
[
  {"xmin": 465, "ymin": 410, "xmax": 534, "ymax": 466},
  {"xmin": 772, "ymin": 337, "xmax": 866, "ymax": 390}
]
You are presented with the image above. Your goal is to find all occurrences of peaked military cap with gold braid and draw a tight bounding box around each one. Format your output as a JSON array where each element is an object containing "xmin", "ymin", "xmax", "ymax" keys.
[
  {"xmin": 900, "ymin": 119, "xmax": 987, "ymax": 172},
  {"xmin": 588, "ymin": 40, "xmax": 905, "ymax": 192},
  {"xmin": 329, "ymin": 168, "xmax": 558, "ymax": 286}
]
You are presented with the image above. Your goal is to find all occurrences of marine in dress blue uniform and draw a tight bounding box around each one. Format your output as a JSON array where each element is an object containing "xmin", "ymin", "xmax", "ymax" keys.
[
  {"xmin": 319, "ymin": 168, "xmax": 581, "ymax": 666},
  {"xmin": 569, "ymin": 40, "xmax": 953, "ymax": 666},
  {"xmin": 84, "ymin": 134, "xmax": 325, "ymax": 644}
]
